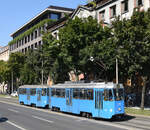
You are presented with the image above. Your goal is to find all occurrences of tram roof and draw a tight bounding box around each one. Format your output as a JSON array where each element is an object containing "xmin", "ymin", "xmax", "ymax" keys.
[
  {"xmin": 51, "ymin": 82, "xmax": 124, "ymax": 89},
  {"xmin": 19, "ymin": 85, "xmax": 49, "ymax": 89}
]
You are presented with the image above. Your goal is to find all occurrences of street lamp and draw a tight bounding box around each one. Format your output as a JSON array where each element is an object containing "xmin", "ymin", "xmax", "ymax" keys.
[{"xmin": 116, "ymin": 57, "xmax": 118, "ymax": 84}]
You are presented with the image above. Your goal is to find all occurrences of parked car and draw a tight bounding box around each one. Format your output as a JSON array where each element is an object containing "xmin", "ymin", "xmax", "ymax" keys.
[{"xmin": 11, "ymin": 91, "xmax": 18, "ymax": 97}]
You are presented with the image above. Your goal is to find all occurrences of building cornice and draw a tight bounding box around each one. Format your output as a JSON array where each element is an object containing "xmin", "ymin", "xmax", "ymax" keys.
[{"xmin": 10, "ymin": 7, "xmax": 74, "ymax": 37}]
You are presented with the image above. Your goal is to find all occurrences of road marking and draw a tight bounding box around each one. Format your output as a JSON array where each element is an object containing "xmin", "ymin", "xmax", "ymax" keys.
[
  {"xmin": 76, "ymin": 118, "xmax": 87, "ymax": 122},
  {"xmin": 6, "ymin": 120, "xmax": 27, "ymax": 130},
  {"xmin": 8, "ymin": 108, "xmax": 19, "ymax": 113},
  {"xmin": 0, "ymin": 100, "xmax": 144, "ymax": 130},
  {"xmin": 32, "ymin": 115, "xmax": 53, "ymax": 123}
]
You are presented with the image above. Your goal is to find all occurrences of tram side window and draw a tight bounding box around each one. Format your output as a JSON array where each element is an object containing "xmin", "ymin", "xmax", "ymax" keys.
[
  {"xmin": 51, "ymin": 88, "xmax": 65, "ymax": 98},
  {"xmin": 56, "ymin": 89, "xmax": 60, "ymax": 97},
  {"xmin": 51, "ymin": 88, "xmax": 56, "ymax": 97},
  {"xmin": 19, "ymin": 88, "xmax": 26, "ymax": 95},
  {"xmin": 61, "ymin": 89, "xmax": 65, "ymax": 98},
  {"xmin": 87, "ymin": 89, "xmax": 93, "ymax": 100},
  {"xmin": 42, "ymin": 88, "xmax": 47, "ymax": 96},
  {"xmin": 77, "ymin": 88, "xmax": 93, "ymax": 100},
  {"xmin": 73, "ymin": 89, "xmax": 79, "ymax": 99},
  {"xmin": 30, "ymin": 88, "xmax": 36, "ymax": 96},
  {"xmin": 79, "ymin": 89, "xmax": 85, "ymax": 99},
  {"xmin": 47, "ymin": 88, "xmax": 49, "ymax": 96}
]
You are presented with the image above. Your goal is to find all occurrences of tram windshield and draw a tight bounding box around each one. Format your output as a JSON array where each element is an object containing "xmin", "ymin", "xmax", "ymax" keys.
[{"xmin": 113, "ymin": 88, "xmax": 124, "ymax": 101}]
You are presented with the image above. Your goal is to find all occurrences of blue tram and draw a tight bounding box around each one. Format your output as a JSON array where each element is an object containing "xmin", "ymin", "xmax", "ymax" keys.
[
  {"xmin": 18, "ymin": 82, "xmax": 124, "ymax": 119},
  {"xmin": 18, "ymin": 85, "xmax": 49, "ymax": 108},
  {"xmin": 50, "ymin": 82, "xmax": 124, "ymax": 119}
]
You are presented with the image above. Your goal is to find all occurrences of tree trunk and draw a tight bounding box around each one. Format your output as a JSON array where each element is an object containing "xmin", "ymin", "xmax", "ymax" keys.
[{"xmin": 140, "ymin": 76, "xmax": 147, "ymax": 110}]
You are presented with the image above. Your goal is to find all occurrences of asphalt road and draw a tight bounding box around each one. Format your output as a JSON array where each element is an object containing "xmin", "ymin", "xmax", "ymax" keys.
[{"xmin": 0, "ymin": 97, "xmax": 150, "ymax": 130}]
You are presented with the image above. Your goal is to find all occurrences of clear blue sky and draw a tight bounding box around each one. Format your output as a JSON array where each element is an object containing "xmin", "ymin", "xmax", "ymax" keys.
[{"xmin": 0, "ymin": 0, "xmax": 87, "ymax": 47}]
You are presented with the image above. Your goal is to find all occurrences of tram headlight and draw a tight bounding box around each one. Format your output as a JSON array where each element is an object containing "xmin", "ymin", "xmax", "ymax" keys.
[
  {"xmin": 118, "ymin": 108, "xmax": 121, "ymax": 111},
  {"xmin": 110, "ymin": 109, "xmax": 113, "ymax": 112}
]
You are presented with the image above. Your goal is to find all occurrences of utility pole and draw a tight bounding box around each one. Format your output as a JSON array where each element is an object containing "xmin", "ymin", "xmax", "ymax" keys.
[
  {"xmin": 11, "ymin": 71, "xmax": 13, "ymax": 93},
  {"xmin": 116, "ymin": 58, "xmax": 118, "ymax": 84},
  {"xmin": 41, "ymin": 59, "xmax": 43, "ymax": 85}
]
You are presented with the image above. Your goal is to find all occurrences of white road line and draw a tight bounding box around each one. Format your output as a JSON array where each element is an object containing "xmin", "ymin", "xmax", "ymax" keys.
[
  {"xmin": 76, "ymin": 118, "xmax": 87, "ymax": 122},
  {"xmin": 0, "ymin": 100, "xmax": 144, "ymax": 130},
  {"xmin": 8, "ymin": 108, "xmax": 19, "ymax": 113},
  {"xmin": 6, "ymin": 120, "xmax": 27, "ymax": 130},
  {"xmin": 32, "ymin": 115, "xmax": 53, "ymax": 123}
]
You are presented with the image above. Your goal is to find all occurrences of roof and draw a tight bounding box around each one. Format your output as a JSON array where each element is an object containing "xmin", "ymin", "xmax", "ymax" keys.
[
  {"xmin": 71, "ymin": 5, "xmax": 93, "ymax": 19},
  {"xmin": 19, "ymin": 85, "xmax": 49, "ymax": 89},
  {"xmin": 10, "ymin": 6, "xmax": 74, "ymax": 37},
  {"xmin": 46, "ymin": 15, "xmax": 70, "ymax": 32},
  {"xmin": 51, "ymin": 82, "xmax": 124, "ymax": 89},
  {"xmin": 48, "ymin": 5, "xmax": 74, "ymax": 12}
]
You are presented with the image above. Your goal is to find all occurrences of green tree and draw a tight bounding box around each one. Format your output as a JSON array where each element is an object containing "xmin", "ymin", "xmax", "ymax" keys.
[
  {"xmin": 58, "ymin": 16, "xmax": 111, "ymax": 81},
  {"xmin": 8, "ymin": 52, "xmax": 25, "ymax": 90},
  {"xmin": 112, "ymin": 8, "xmax": 150, "ymax": 109}
]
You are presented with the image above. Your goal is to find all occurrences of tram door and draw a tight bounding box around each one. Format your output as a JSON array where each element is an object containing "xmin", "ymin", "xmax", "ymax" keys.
[
  {"xmin": 66, "ymin": 89, "xmax": 72, "ymax": 112},
  {"xmin": 37, "ymin": 89, "xmax": 41, "ymax": 104},
  {"xmin": 95, "ymin": 89, "xmax": 103, "ymax": 116},
  {"xmin": 27, "ymin": 89, "xmax": 30, "ymax": 105},
  {"xmin": 49, "ymin": 88, "xmax": 51, "ymax": 108}
]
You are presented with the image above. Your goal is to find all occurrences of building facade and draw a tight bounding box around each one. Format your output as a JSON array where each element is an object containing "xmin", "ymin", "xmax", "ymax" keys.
[
  {"xmin": 0, "ymin": 45, "xmax": 9, "ymax": 61},
  {"xmin": 96, "ymin": 0, "xmax": 150, "ymax": 24},
  {"xmin": 9, "ymin": 6, "xmax": 74, "ymax": 53}
]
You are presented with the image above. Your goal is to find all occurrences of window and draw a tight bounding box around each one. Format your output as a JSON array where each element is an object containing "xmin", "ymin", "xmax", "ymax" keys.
[
  {"xmin": 28, "ymin": 35, "xmax": 30, "ymax": 42},
  {"xmin": 39, "ymin": 41, "xmax": 41, "ymax": 47},
  {"xmin": 35, "ymin": 31, "xmax": 37, "ymax": 39},
  {"xmin": 30, "ymin": 88, "xmax": 36, "ymax": 95},
  {"xmin": 121, "ymin": 0, "xmax": 128, "ymax": 13},
  {"xmin": 25, "ymin": 37, "xmax": 27, "ymax": 43},
  {"xmin": 73, "ymin": 88, "xmax": 93, "ymax": 100},
  {"xmin": 136, "ymin": 0, "xmax": 143, "ymax": 6},
  {"xmin": 50, "ymin": 13, "xmax": 60, "ymax": 20},
  {"xmin": 31, "ymin": 44, "xmax": 33, "ymax": 50},
  {"xmin": 51, "ymin": 88, "xmax": 56, "ymax": 97},
  {"xmin": 35, "ymin": 43, "xmax": 37, "ymax": 48},
  {"xmin": 51, "ymin": 88, "xmax": 65, "ymax": 98},
  {"xmin": 99, "ymin": 10, "xmax": 105, "ymax": 21},
  {"xmin": 73, "ymin": 88, "xmax": 79, "ymax": 99},
  {"xmin": 110, "ymin": 5, "xmax": 116, "ymax": 18},
  {"xmin": 113, "ymin": 88, "xmax": 124, "ymax": 101},
  {"xmin": 31, "ymin": 33, "xmax": 33, "ymax": 41},
  {"xmin": 42, "ymin": 88, "xmax": 47, "ymax": 96},
  {"xmin": 19, "ymin": 88, "xmax": 26, "ymax": 95},
  {"xmin": 104, "ymin": 89, "xmax": 113, "ymax": 101}
]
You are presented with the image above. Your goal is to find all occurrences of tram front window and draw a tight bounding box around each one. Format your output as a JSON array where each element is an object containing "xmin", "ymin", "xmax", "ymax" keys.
[
  {"xmin": 113, "ymin": 89, "xmax": 124, "ymax": 101},
  {"xmin": 104, "ymin": 89, "xmax": 113, "ymax": 101}
]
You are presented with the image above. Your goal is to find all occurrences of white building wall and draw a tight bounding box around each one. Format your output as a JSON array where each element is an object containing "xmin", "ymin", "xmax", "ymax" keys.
[
  {"xmin": 74, "ymin": 8, "xmax": 96, "ymax": 19},
  {"xmin": 97, "ymin": 0, "xmax": 150, "ymax": 24},
  {"xmin": 0, "ymin": 46, "xmax": 9, "ymax": 61}
]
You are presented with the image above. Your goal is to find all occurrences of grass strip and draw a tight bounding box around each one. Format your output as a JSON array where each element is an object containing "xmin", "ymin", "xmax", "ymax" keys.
[{"xmin": 125, "ymin": 108, "xmax": 150, "ymax": 116}]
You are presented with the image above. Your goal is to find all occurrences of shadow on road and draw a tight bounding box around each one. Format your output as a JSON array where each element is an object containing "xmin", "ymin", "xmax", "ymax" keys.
[
  {"xmin": 94, "ymin": 114, "xmax": 136, "ymax": 122},
  {"xmin": 0, "ymin": 117, "xmax": 8, "ymax": 123}
]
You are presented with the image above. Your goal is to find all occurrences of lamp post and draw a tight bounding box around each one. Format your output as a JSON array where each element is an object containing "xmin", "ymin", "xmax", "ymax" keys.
[
  {"xmin": 116, "ymin": 57, "xmax": 118, "ymax": 84},
  {"xmin": 41, "ymin": 56, "xmax": 44, "ymax": 85},
  {"xmin": 11, "ymin": 71, "xmax": 13, "ymax": 93}
]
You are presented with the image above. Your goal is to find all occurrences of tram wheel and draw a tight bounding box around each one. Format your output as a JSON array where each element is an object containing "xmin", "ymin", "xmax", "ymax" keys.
[
  {"xmin": 86, "ymin": 113, "xmax": 92, "ymax": 119},
  {"xmin": 81, "ymin": 112, "xmax": 86, "ymax": 117}
]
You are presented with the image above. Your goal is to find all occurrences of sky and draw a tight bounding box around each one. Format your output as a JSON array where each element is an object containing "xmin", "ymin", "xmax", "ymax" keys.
[{"xmin": 0, "ymin": 0, "xmax": 87, "ymax": 47}]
